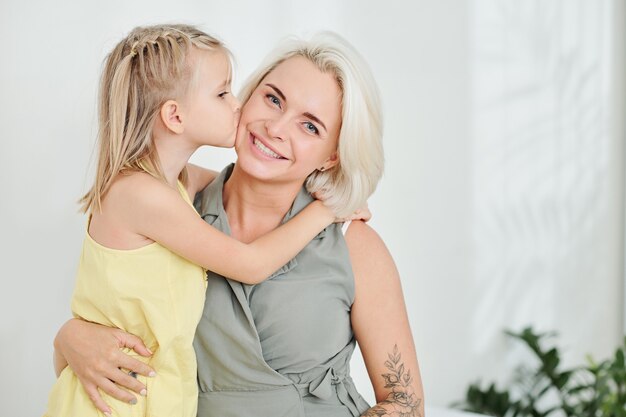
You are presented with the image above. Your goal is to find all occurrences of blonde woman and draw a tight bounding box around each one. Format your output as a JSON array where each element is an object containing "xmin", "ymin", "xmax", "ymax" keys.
[
  {"xmin": 54, "ymin": 32, "xmax": 424, "ymax": 417},
  {"xmin": 44, "ymin": 25, "xmax": 368, "ymax": 417}
]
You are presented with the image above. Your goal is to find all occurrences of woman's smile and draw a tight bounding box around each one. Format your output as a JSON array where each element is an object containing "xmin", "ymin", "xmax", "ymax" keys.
[{"xmin": 249, "ymin": 132, "xmax": 288, "ymax": 160}]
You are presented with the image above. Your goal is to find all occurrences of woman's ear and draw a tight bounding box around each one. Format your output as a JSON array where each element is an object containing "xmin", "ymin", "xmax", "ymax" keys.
[
  {"xmin": 319, "ymin": 152, "xmax": 339, "ymax": 171},
  {"xmin": 160, "ymin": 100, "xmax": 185, "ymax": 134}
]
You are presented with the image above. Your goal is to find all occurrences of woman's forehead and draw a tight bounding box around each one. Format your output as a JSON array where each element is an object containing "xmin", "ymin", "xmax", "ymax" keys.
[{"xmin": 265, "ymin": 56, "xmax": 335, "ymax": 88}]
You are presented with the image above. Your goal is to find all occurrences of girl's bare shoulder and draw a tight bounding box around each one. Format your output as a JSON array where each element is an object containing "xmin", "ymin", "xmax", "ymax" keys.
[{"xmin": 107, "ymin": 171, "xmax": 174, "ymax": 203}]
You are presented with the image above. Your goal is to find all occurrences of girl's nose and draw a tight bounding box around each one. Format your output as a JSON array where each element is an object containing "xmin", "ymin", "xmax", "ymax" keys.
[
  {"xmin": 231, "ymin": 95, "xmax": 241, "ymax": 112},
  {"xmin": 231, "ymin": 96, "xmax": 241, "ymax": 126}
]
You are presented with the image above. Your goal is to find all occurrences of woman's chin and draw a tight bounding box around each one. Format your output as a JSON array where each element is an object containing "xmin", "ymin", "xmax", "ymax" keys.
[{"xmin": 236, "ymin": 155, "xmax": 280, "ymax": 180}]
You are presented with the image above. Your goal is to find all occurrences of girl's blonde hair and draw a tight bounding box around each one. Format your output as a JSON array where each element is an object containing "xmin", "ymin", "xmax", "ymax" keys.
[
  {"xmin": 80, "ymin": 24, "xmax": 229, "ymax": 213},
  {"xmin": 238, "ymin": 32, "xmax": 384, "ymax": 218}
]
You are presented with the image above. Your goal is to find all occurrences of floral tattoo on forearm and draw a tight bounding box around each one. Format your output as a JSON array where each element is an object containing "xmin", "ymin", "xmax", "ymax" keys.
[{"xmin": 362, "ymin": 345, "xmax": 421, "ymax": 417}]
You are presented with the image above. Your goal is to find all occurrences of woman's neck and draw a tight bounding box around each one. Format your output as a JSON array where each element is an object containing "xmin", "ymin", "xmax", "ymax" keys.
[{"xmin": 223, "ymin": 164, "xmax": 305, "ymax": 242}]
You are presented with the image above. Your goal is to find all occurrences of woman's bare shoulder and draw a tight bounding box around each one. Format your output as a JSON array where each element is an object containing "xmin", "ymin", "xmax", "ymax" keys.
[
  {"xmin": 345, "ymin": 221, "xmax": 388, "ymax": 252},
  {"xmin": 345, "ymin": 220, "xmax": 399, "ymax": 287}
]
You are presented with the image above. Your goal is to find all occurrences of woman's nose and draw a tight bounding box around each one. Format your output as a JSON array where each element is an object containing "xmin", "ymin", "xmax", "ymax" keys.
[{"xmin": 265, "ymin": 118, "xmax": 287, "ymax": 142}]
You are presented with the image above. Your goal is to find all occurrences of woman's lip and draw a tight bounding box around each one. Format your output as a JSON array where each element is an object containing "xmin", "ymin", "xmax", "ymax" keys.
[{"xmin": 249, "ymin": 132, "xmax": 288, "ymax": 159}]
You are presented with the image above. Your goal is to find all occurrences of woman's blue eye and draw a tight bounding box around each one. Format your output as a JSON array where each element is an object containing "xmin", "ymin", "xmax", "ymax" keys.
[
  {"xmin": 304, "ymin": 122, "xmax": 319, "ymax": 135},
  {"xmin": 267, "ymin": 94, "xmax": 281, "ymax": 108}
]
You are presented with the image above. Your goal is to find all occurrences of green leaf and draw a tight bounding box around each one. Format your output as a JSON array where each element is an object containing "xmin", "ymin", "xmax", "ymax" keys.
[{"xmin": 615, "ymin": 348, "xmax": 625, "ymax": 369}]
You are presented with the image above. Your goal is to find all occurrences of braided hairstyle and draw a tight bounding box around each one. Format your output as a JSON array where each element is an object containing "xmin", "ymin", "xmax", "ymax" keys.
[{"xmin": 80, "ymin": 24, "xmax": 229, "ymax": 213}]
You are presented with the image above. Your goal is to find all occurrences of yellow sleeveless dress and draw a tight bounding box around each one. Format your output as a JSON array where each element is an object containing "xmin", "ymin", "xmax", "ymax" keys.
[{"xmin": 45, "ymin": 181, "xmax": 207, "ymax": 417}]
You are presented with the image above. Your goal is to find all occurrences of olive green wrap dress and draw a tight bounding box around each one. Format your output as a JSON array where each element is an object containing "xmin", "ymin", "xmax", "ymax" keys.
[{"xmin": 193, "ymin": 164, "xmax": 370, "ymax": 417}]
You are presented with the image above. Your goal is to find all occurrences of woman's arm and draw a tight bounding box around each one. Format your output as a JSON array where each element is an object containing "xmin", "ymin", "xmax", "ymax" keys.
[
  {"xmin": 122, "ymin": 173, "xmax": 335, "ymax": 284},
  {"xmin": 345, "ymin": 221, "xmax": 425, "ymax": 417},
  {"xmin": 53, "ymin": 319, "xmax": 155, "ymax": 414},
  {"xmin": 185, "ymin": 163, "xmax": 219, "ymax": 197}
]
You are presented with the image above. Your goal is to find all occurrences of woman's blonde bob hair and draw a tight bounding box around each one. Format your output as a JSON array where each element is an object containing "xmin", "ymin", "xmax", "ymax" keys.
[
  {"xmin": 80, "ymin": 24, "xmax": 229, "ymax": 213},
  {"xmin": 238, "ymin": 32, "xmax": 384, "ymax": 218}
]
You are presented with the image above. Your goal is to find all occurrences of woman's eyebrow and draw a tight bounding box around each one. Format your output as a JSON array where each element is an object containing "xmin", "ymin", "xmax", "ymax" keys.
[
  {"xmin": 303, "ymin": 112, "xmax": 327, "ymax": 132},
  {"xmin": 265, "ymin": 83, "xmax": 327, "ymax": 133},
  {"xmin": 266, "ymin": 83, "xmax": 286, "ymax": 101}
]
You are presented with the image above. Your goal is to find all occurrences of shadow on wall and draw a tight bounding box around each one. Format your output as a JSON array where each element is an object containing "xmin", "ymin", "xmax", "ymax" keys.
[{"xmin": 468, "ymin": 0, "xmax": 621, "ymax": 390}]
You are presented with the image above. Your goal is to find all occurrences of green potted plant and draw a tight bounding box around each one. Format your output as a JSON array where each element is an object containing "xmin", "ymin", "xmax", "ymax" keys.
[{"xmin": 453, "ymin": 327, "xmax": 626, "ymax": 416}]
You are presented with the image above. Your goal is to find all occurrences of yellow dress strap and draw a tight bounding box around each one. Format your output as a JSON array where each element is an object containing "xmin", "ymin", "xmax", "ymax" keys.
[{"xmin": 176, "ymin": 180, "xmax": 194, "ymax": 206}]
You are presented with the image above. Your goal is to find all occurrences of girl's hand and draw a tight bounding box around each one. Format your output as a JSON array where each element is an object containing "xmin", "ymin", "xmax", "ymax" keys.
[
  {"xmin": 339, "ymin": 204, "xmax": 371, "ymax": 223},
  {"xmin": 312, "ymin": 192, "xmax": 372, "ymax": 223},
  {"xmin": 54, "ymin": 319, "xmax": 155, "ymax": 414}
]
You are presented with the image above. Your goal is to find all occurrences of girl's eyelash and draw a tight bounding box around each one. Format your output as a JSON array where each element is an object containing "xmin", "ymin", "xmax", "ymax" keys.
[{"xmin": 218, "ymin": 91, "xmax": 229, "ymax": 98}]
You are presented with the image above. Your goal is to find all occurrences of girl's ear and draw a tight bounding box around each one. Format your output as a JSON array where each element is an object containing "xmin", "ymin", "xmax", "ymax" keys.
[{"xmin": 160, "ymin": 100, "xmax": 185, "ymax": 134}]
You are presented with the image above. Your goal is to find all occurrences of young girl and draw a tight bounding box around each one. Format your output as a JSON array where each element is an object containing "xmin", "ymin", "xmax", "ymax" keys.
[{"xmin": 44, "ymin": 24, "xmax": 361, "ymax": 417}]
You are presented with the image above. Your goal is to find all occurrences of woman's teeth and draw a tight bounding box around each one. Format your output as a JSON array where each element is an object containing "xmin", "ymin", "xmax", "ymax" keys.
[{"xmin": 254, "ymin": 138, "xmax": 282, "ymax": 159}]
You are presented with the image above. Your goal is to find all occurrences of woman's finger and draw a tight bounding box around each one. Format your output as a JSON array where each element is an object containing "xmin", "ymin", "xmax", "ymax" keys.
[
  {"xmin": 83, "ymin": 382, "xmax": 112, "ymax": 416},
  {"xmin": 114, "ymin": 331, "xmax": 153, "ymax": 358},
  {"xmin": 97, "ymin": 376, "xmax": 139, "ymax": 405},
  {"xmin": 107, "ymin": 366, "xmax": 148, "ymax": 395},
  {"xmin": 116, "ymin": 351, "xmax": 156, "ymax": 379}
]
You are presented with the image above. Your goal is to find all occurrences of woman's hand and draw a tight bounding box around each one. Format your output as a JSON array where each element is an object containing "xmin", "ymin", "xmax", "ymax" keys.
[{"xmin": 54, "ymin": 319, "xmax": 155, "ymax": 414}]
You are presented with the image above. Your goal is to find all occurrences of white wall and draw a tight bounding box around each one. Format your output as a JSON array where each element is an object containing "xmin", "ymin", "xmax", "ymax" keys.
[
  {"xmin": 0, "ymin": 1, "xmax": 623, "ymax": 416},
  {"xmin": 618, "ymin": 0, "xmax": 626, "ymax": 337},
  {"xmin": 464, "ymin": 0, "xmax": 625, "ymax": 391}
]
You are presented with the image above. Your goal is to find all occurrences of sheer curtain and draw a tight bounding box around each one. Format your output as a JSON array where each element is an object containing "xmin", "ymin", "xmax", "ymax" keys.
[{"xmin": 466, "ymin": 0, "xmax": 625, "ymax": 390}]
